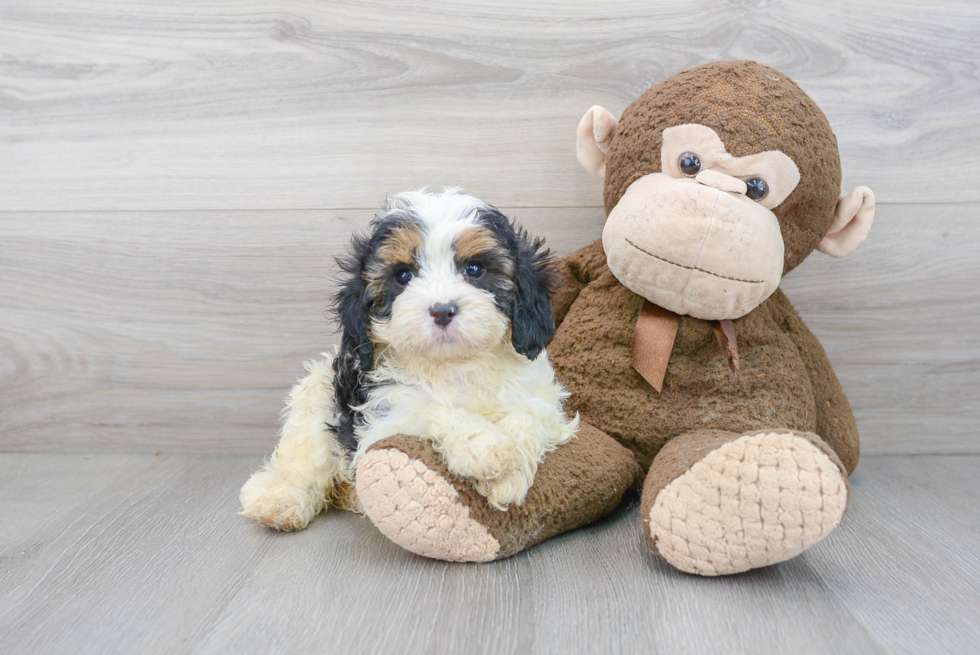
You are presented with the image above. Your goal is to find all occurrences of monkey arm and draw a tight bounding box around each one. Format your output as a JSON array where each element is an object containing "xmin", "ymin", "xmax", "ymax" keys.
[
  {"xmin": 769, "ymin": 290, "xmax": 860, "ymax": 474},
  {"xmin": 551, "ymin": 258, "xmax": 585, "ymax": 328},
  {"xmin": 551, "ymin": 239, "xmax": 606, "ymax": 329}
]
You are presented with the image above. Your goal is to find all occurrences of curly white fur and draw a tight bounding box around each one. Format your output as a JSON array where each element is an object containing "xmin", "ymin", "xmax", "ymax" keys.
[{"xmin": 354, "ymin": 340, "xmax": 578, "ymax": 509}]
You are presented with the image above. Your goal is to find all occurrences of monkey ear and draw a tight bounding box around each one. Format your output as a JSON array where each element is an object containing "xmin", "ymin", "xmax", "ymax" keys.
[
  {"xmin": 818, "ymin": 186, "xmax": 876, "ymax": 258},
  {"xmin": 576, "ymin": 105, "xmax": 619, "ymax": 178}
]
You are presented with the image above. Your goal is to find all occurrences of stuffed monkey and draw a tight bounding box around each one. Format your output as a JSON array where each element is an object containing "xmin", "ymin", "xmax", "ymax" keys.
[{"xmin": 356, "ymin": 61, "xmax": 874, "ymax": 575}]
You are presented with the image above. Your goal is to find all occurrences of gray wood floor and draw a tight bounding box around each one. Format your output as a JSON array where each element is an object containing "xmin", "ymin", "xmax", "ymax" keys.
[{"xmin": 0, "ymin": 453, "xmax": 977, "ymax": 655}]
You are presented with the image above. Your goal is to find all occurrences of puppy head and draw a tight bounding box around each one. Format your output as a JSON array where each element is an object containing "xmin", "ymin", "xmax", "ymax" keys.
[{"xmin": 335, "ymin": 188, "xmax": 554, "ymax": 369}]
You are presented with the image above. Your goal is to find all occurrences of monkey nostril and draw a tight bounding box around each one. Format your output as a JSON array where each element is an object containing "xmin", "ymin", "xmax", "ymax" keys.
[{"xmin": 428, "ymin": 302, "xmax": 458, "ymax": 328}]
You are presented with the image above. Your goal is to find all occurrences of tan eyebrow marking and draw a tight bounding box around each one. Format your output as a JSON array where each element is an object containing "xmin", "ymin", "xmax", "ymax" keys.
[
  {"xmin": 454, "ymin": 226, "xmax": 500, "ymax": 261},
  {"xmin": 365, "ymin": 223, "xmax": 424, "ymax": 296},
  {"xmin": 376, "ymin": 224, "xmax": 424, "ymax": 266},
  {"xmin": 453, "ymin": 226, "xmax": 515, "ymax": 277}
]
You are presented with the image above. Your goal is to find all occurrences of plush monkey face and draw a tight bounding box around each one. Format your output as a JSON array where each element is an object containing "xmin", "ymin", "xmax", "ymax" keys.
[
  {"xmin": 601, "ymin": 123, "xmax": 800, "ymax": 319},
  {"xmin": 577, "ymin": 61, "xmax": 875, "ymax": 321}
]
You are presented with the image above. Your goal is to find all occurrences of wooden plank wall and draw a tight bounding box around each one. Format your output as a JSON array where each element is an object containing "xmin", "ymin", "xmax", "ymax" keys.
[{"xmin": 1, "ymin": 0, "xmax": 978, "ymax": 454}]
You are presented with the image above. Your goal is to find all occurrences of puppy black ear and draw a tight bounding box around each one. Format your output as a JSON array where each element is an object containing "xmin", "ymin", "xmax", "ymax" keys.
[
  {"xmin": 510, "ymin": 225, "xmax": 555, "ymax": 360},
  {"xmin": 331, "ymin": 234, "xmax": 375, "ymax": 452}
]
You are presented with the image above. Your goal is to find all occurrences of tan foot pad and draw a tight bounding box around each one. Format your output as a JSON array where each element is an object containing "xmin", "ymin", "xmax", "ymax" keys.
[
  {"xmin": 356, "ymin": 426, "xmax": 642, "ymax": 563},
  {"xmin": 357, "ymin": 448, "xmax": 501, "ymax": 562},
  {"xmin": 650, "ymin": 432, "xmax": 848, "ymax": 576}
]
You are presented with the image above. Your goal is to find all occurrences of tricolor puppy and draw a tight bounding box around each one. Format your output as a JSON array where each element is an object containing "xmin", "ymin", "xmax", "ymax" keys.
[{"xmin": 240, "ymin": 189, "xmax": 578, "ymax": 531}]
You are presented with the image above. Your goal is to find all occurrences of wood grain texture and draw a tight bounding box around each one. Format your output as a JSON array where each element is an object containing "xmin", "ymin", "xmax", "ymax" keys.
[
  {"xmin": 0, "ymin": 453, "xmax": 977, "ymax": 654},
  {"xmin": 2, "ymin": 203, "xmax": 977, "ymax": 454},
  {"xmin": 0, "ymin": 206, "xmax": 600, "ymax": 453},
  {"xmin": 0, "ymin": 0, "xmax": 978, "ymax": 211}
]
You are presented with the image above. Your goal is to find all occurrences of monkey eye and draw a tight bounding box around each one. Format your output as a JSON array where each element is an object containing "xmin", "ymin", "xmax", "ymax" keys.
[
  {"xmin": 745, "ymin": 178, "xmax": 769, "ymax": 201},
  {"xmin": 678, "ymin": 152, "xmax": 702, "ymax": 177},
  {"xmin": 463, "ymin": 262, "xmax": 485, "ymax": 279},
  {"xmin": 394, "ymin": 268, "xmax": 415, "ymax": 285}
]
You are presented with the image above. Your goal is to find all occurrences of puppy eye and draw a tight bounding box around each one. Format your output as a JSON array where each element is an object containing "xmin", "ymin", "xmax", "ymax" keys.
[
  {"xmin": 463, "ymin": 262, "xmax": 484, "ymax": 278},
  {"xmin": 745, "ymin": 178, "xmax": 769, "ymax": 201},
  {"xmin": 394, "ymin": 268, "xmax": 414, "ymax": 285},
  {"xmin": 679, "ymin": 152, "xmax": 702, "ymax": 177}
]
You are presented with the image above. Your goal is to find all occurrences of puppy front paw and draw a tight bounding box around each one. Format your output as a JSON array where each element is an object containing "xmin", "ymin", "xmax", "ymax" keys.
[
  {"xmin": 443, "ymin": 432, "xmax": 515, "ymax": 481},
  {"xmin": 239, "ymin": 468, "xmax": 321, "ymax": 531},
  {"xmin": 443, "ymin": 435, "xmax": 537, "ymax": 510},
  {"xmin": 473, "ymin": 469, "xmax": 533, "ymax": 510}
]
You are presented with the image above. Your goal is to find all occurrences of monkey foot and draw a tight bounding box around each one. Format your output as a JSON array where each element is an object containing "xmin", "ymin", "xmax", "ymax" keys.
[
  {"xmin": 642, "ymin": 430, "xmax": 849, "ymax": 576},
  {"xmin": 357, "ymin": 444, "xmax": 500, "ymax": 562},
  {"xmin": 356, "ymin": 424, "xmax": 641, "ymax": 562}
]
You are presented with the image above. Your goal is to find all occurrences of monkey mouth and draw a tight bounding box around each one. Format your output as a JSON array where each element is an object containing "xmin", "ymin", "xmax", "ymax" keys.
[{"xmin": 624, "ymin": 238, "xmax": 764, "ymax": 285}]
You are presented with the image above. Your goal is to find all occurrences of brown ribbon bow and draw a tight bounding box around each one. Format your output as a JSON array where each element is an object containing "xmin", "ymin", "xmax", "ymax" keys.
[{"xmin": 631, "ymin": 301, "xmax": 740, "ymax": 392}]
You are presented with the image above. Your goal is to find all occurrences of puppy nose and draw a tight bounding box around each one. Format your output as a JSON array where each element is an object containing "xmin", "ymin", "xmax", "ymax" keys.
[
  {"xmin": 428, "ymin": 302, "xmax": 458, "ymax": 328},
  {"xmin": 695, "ymin": 169, "xmax": 748, "ymax": 195}
]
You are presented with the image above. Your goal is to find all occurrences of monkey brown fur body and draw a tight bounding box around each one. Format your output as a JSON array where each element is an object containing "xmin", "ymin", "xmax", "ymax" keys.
[
  {"xmin": 546, "ymin": 60, "xmax": 874, "ymax": 574},
  {"xmin": 549, "ymin": 239, "xmax": 860, "ymax": 476},
  {"xmin": 355, "ymin": 61, "xmax": 874, "ymax": 574}
]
